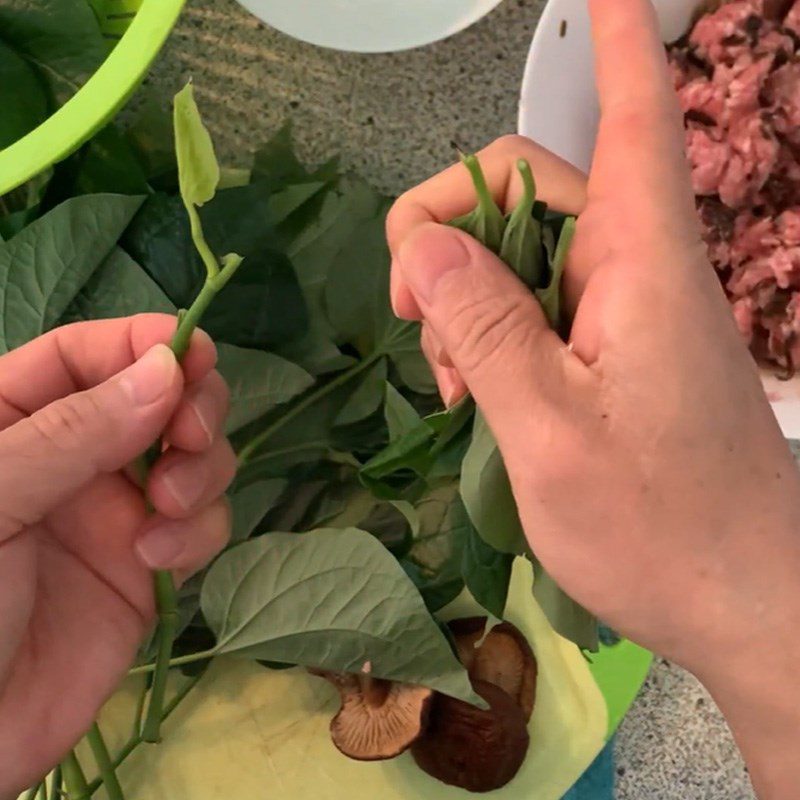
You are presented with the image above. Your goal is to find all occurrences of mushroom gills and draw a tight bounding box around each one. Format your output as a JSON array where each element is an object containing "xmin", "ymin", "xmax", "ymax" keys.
[{"xmin": 309, "ymin": 670, "xmax": 433, "ymax": 761}]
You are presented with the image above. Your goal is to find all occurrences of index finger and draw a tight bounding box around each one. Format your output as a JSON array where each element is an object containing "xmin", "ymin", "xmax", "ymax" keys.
[
  {"xmin": 0, "ymin": 315, "xmax": 217, "ymax": 424},
  {"xmin": 588, "ymin": 0, "xmax": 693, "ymax": 206},
  {"xmin": 387, "ymin": 135, "xmax": 587, "ymax": 319}
]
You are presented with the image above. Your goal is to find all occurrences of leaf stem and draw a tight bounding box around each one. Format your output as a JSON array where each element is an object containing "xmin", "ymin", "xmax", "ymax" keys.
[
  {"xmin": 185, "ymin": 201, "xmax": 219, "ymax": 279},
  {"xmin": 86, "ymin": 723, "xmax": 125, "ymax": 800},
  {"xmin": 140, "ymin": 257, "xmax": 242, "ymax": 743},
  {"xmin": 237, "ymin": 352, "xmax": 382, "ymax": 465},
  {"xmin": 23, "ymin": 784, "xmax": 42, "ymax": 800},
  {"xmin": 61, "ymin": 751, "xmax": 89, "ymax": 800},
  {"xmin": 51, "ymin": 766, "xmax": 62, "ymax": 800},
  {"xmin": 86, "ymin": 672, "xmax": 205, "ymax": 797},
  {"xmin": 141, "ymin": 570, "xmax": 179, "ymax": 743},
  {"xmin": 129, "ymin": 648, "xmax": 217, "ymax": 675},
  {"xmin": 131, "ymin": 674, "xmax": 150, "ymax": 738}
]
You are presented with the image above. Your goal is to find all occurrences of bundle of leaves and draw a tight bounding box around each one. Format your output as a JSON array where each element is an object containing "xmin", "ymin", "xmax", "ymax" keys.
[{"xmin": 4, "ymin": 85, "xmax": 599, "ymax": 796}]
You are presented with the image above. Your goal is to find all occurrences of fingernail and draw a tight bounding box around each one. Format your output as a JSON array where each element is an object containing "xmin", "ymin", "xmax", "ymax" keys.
[
  {"xmin": 440, "ymin": 368, "xmax": 463, "ymax": 408},
  {"xmin": 398, "ymin": 224, "xmax": 471, "ymax": 305},
  {"xmin": 119, "ymin": 345, "xmax": 177, "ymax": 406},
  {"xmin": 162, "ymin": 463, "xmax": 205, "ymax": 511},
  {"xmin": 190, "ymin": 392, "xmax": 216, "ymax": 445},
  {"xmin": 136, "ymin": 524, "xmax": 185, "ymax": 569}
]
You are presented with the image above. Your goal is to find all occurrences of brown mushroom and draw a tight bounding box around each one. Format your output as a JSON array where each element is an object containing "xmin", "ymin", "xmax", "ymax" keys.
[
  {"xmin": 447, "ymin": 617, "xmax": 538, "ymax": 721},
  {"xmin": 411, "ymin": 679, "xmax": 530, "ymax": 793},
  {"xmin": 309, "ymin": 668, "xmax": 433, "ymax": 761}
]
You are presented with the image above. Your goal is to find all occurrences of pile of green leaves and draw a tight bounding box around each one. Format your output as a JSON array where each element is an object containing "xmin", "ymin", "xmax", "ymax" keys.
[
  {"xmin": 4, "ymin": 83, "xmax": 599, "ymax": 796},
  {"xmin": 0, "ymin": 0, "xmax": 111, "ymax": 150}
]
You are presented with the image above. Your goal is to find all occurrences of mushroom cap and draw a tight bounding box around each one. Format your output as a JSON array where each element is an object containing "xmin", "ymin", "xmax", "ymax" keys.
[
  {"xmin": 411, "ymin": 679, "xmax": 530, "ymax": 793},
  {"xmin": 311, "ymin": 671, "xmax": 433, "ymax": 761},
  {"xmin": 448, "ymin": 617, "xmax": 538, "ymax": 721}
]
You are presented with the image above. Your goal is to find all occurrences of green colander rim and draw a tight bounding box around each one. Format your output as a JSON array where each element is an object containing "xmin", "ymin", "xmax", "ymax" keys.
[{"xmin": 0, "ymin": 0, "xmax": 186, "ymax": 196}]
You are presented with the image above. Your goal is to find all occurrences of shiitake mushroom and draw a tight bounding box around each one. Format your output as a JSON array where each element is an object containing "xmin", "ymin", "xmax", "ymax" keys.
[
  {"xmin": 309, "ymin": 617, "xmax": 538, "ymax": 793},
  {"xmin": 411, "ymin": 679, "xmax": 530, "ymax": 793},
  {"xmin": 309, "ymin": 669, "xmax": 433, "ymax": 761},
  {"xmin": 447, "ymin": 617, "xmax": 538, "ymax": 721}
]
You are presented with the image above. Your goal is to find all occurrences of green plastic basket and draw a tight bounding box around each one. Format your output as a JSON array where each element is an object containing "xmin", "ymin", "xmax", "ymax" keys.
[
  {"xmin": 0, "ymin": 0, "xmax": 185, "ymax": 196},
  {"xmin": 589, "ymin": 639, "xmax": 652, "ymax": 739}
]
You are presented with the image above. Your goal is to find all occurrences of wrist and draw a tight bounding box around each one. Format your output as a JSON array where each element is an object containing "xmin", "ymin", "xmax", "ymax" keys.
[
  {"xmin": 688, "ymin": 563, "xmax": 800, "ymax": 798},
  {"xmin": 701, "ymin": 638, "xmax": 800, "ymax": 798}
]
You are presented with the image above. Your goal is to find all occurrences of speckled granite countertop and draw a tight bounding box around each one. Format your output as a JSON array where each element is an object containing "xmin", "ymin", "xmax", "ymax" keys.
[{"xmin": 144, "ymin": 1, "xmax": 757, "ymax": 796}]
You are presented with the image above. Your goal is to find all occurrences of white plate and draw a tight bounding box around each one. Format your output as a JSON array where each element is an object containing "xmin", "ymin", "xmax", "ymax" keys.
[
  {"xmin": 235, "ymin": 0, "xmax": 505, "ymax": 53},
  {"xmin": 517, "ymin": 0, "xmax": 800, "ymax": 439}
]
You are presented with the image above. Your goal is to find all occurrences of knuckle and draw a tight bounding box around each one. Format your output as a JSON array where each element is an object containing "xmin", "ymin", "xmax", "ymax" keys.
[
  {"xmin": 492, "ymin": 133, "xmax": 533, "ymax": 155},
  {"xmin": 448, "ymin": 294, "xmax": 538, "ymax": 375},
  {"xmin": 28, "ymin": 392, "xmax": 104, "ymax": 454}
]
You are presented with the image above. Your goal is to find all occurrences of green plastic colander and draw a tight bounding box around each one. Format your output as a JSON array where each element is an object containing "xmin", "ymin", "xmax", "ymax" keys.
[{"xmin": 0, "ymin": 0, "xmax": 185, "ymax": 196}]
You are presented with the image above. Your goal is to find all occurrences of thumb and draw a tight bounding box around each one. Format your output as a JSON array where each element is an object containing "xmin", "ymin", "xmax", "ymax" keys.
[
  {"xmin": 397, "ymin": 223, "xmax": 571, "ymax": 446},
  {"xmin": 0, "ymin": 344, "xmax": 182, "ymax": 533}
]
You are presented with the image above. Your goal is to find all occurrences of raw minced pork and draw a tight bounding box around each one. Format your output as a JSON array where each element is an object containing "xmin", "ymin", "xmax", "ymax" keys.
[{"xmin": 668, "ymin": 0, "xmax": 800, "ymax": 370}]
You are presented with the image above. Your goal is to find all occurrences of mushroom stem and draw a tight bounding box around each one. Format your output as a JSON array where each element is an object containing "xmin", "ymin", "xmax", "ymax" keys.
[{"xmin": 359, "ymin": 675, "xmax": 391, "ymax": 708}]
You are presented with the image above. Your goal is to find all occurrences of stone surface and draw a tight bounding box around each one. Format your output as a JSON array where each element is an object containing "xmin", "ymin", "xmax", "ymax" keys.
[{"xmin": 146, "ymin": 0, "xmax": 759, "ymax": 796}]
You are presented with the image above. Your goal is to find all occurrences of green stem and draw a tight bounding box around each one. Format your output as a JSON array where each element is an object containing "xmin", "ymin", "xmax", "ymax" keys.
[
  {"xmin": 24, "ymin": 784, "xmax": 42, "ymax": 800},
  {"xmin": 141, "ymin": 570, "xmax": 179, "ymax": 743},
  {"xmin": 139, "ymin": 254, "xmax": 241, "ymax": 743},
  {"xmin": 86, "ymin": 724, "xmax": 125, "ymax": 800},
  {"xmin": 131, "ymin": 674, "xmax": 150, "ymax": 738},
  {"xmin": 61, "ymin": 752, "xmax": 89, "ymax": 800},
  {"xmin": 86, "ymin": 672, "xmax": 205, "ymax": 798},
  {"xmin": 36, "ymin": 783, "xmax": 47, "ymax": 800},
  {"xmin": 129, "ymin": 647, "xmax": 217, "ymax": 675},
  {"xmin": 237, "ymin": 353, "xmax": 382, "ymax": 465},
  {"xmin": 51, "ymin": 766, "xmax": 62, "ymax": 800},
  {"xmin": 185, "ymin": 201, "xmax": 219, "ymax": 279},
  {"xmin": 459, "ymin": 153, "xmax": 497, "ymax": 217}
]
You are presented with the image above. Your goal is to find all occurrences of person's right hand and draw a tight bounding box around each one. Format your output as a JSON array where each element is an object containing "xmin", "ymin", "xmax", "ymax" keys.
[{"xmin": 388, "ymin": 0, "xmax": 800, "ymax": 795}]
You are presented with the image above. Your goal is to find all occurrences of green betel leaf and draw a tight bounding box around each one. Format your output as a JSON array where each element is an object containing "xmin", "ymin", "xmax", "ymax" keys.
[
  {"xmin": 200, "ymin": 528, "xmax": 480, "ymax": 704},
  {"xmin": 499, "ymin": 159, "xmax": 545, "ymax": 289},
  {"xmin": 333, "ymin": 357, "xmax": 387, "ymax": 427},
  {"xmin": 174, "ymin": 83, "xmax": 220, "ymax": 208},
  {"xmin": 122, "ymin": 190, "xmax": 309, "ymax": 349},
  {"xmin": 384, "ymin": 382, "xmax": 423, "ymax": 440},
  {"xmin": 536, "ymin": 215, "xmax": 576, "ymax": 329},
  {"xmin": 400, "ymin": 485, "xmax": 468, "ymax": 613},
  {"xmin": 0, "ymin": 39, "xmax": 48, "ymax": 149},
  {"xmin": 229, "ymin": 479, "xmax": 288, "ymax": 543},
  {"xmin": 288, "ymin": 177, "xmax": 383, "ymax": 328},
  {"xmin": 216, "ymin": 343, "xmax": 315, "ymax": 436},
  {"xmin": 448, "ymin": 153, "xmax": 506, "ymax": 254},
  {"xmin": 456, "ymin": 497, "xmax": 514, "ymax": 619},
  {"xmin": 61, "ymin": 246, "xmax": 174, "ymax": 323},
  {"xmin": 0, "ymin": 194, "xmax": 144, "ymax": 353},
  {"xmin": 459, "ymin": 410, "xmax": 527, "ymax": 555},
  {"xmin": 0, "ymin": 0, "xmax": 107, "ymax": 105},
  {"xmin": 531, "ymin": 559, "xmax": 599, "ymax": 652}
]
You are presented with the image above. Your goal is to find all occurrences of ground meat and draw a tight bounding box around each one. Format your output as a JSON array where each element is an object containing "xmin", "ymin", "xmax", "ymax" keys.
[{"xmin": 668, "ymin": 0, "xmax": 800, "ymax": 369}]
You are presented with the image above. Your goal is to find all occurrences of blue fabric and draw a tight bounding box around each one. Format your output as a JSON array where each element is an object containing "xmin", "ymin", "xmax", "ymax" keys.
[{"xmin": 561, "ymin": 737, "xmax": 615, "ymax": 800}]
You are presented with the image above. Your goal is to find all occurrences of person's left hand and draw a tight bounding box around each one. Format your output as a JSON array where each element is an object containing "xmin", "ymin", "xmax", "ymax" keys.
[{"xmin": 0, "ymin": 315, "xmax": 236, "ymax": 796}]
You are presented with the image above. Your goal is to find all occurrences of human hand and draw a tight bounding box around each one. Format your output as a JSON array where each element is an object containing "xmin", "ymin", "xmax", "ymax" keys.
[
  {"xmin": 388, "ymin": 0, "xmax": 800, "ymax": 794},
  {"xmin": 0, "ymin": 315, "xmax": 235, "ymax": 795}
]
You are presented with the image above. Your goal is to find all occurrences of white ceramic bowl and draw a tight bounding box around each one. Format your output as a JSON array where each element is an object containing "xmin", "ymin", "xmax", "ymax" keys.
[
  {"xmin": 517, "ymin": 0, "xmax": 800, "ymax": 439},
  {"xmin": 235, "ymin": 0, "xmax": 504, "ymax": 53}
]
